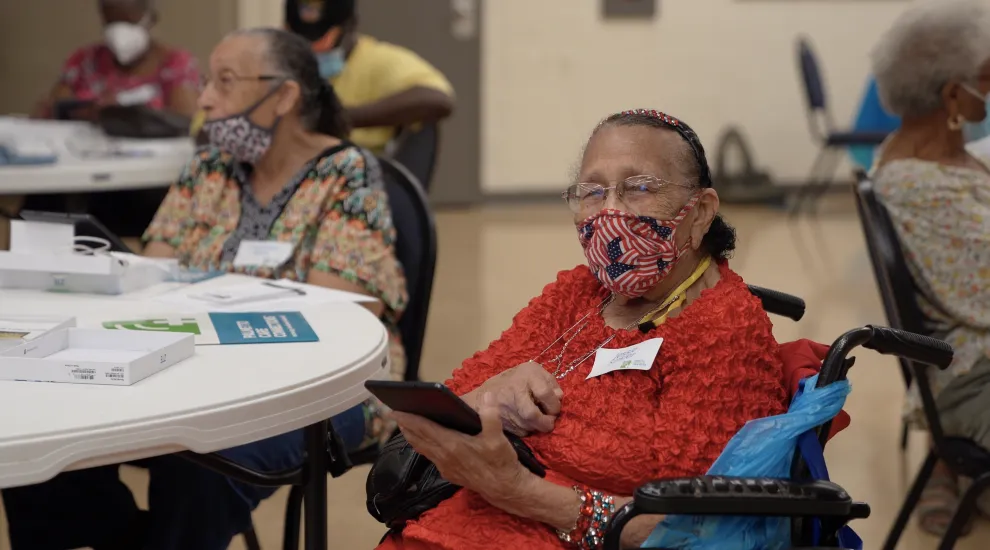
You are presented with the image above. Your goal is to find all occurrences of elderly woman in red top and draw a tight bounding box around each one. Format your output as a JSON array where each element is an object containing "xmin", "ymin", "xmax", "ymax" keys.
[
  {"xmin": 382, "ymin": 110, "xmax": 788, "ymax": 550},
  {"xmin": 33, "ymin": 0, "xmax": 199, "ymax": 120}
]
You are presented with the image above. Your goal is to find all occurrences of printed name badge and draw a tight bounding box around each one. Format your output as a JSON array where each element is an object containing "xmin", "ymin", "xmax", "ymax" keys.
[
  {"xmin": 587, "ymin": 338, "xmax": 663, "ymax": 380},
  {"xmin": 233, "ymin": 240, "xmax": 294, "ymax": 268}
]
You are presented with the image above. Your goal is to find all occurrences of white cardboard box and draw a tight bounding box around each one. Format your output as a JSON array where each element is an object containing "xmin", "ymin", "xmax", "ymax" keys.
[
  {"xmin": 0, "ymin": 328, "xmax": 194, "ymax": 385},
  {"xmin": 0, "ymin": 251, "xmax": 173, "ymax": 295},
  {"xmin": 0, "ymin": 315, "xmax": 76, "ymax": 351}
]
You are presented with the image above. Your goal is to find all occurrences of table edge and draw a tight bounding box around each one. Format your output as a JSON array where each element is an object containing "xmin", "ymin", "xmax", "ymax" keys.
[{"xmin": 0, "ymin": 323, "xmax": 389, "ymax": 489}]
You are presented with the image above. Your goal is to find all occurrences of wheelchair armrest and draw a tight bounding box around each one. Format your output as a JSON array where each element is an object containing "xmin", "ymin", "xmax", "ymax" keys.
[
  {"xmin": 747, "ymin": 285, "xmax": 806, "ymax": 321},
  {"xmin": 632, "ymin": 476, "xmax": 859, "ymax": 518},
  {"xmin": 603, "ymin": 477, "xmax": 870, "ymax": 550}
]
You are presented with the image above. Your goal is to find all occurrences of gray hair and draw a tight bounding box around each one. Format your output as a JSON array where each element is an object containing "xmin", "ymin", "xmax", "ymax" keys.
[
  {"xmin": 871, "ymin": 0, "xmax": 990, "ymax": 118},
  {"xmin": 226, "ymin": 28, "xmax": 350, "ymax": 138}
]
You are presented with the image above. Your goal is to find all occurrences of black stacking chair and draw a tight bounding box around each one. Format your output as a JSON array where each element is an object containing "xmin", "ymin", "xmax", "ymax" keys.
[
  {"xmin": 377, "ymin": 155, "xmax": 438, "ymax": 383},
  {"xmin": 388, "ymin": 123, "xmax": 441, "ymax": 193},
  {"xmin": 605, "ymin": 325, "xmax": 954, "ymax": 550},
  {"xmin": 337, "ymin": 155, "xmax": 438, "ymax": 468},
  {"xmin": 852, "ymin": 170, "xmax": 920, "ymax": 451},
  {"xmin": 853, "ymin": 174, "xmax": 990, "ymax": 550},
  {"xmin": 790, "ymin": 37, "xmax": 889, "ymax": 216}
]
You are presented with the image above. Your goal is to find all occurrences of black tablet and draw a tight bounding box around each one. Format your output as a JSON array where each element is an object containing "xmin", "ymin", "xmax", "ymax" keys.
[
  {"xmin": 366, "ymin": 380, "xmax": 483, "ymax": 434},
  {"xmin": 365, "ymin": 380, "xmax": 545, "ymax": 476}
]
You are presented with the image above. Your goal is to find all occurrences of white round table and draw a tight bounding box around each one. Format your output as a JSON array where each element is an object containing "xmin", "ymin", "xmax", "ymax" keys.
[
  {"xmin": 0, "ymin": 117, "xmax": 193, "ymax": 194},
  {"xmin": 0, "ymin": 283, "xmax": 389, "ymax": 487},
  {"xmin": 0, "ymin": 277, "xmax": 389, "ymax": 548}
]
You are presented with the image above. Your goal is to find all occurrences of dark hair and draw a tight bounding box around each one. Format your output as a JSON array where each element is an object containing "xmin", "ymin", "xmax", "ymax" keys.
[
  {"xmin": 237, "ymin": 28, "xmax": 350, "ymax": 139},
  {"xmin": 595, "ymin": 109, "xmax": 737, "ymax": 260},
  {"xmin": 99, "ymin": 0, "xmax": 155, "ymax": 12},
  {"xmin": 285, "ymin": 0, "xmax": 356, "ymax": 41}
]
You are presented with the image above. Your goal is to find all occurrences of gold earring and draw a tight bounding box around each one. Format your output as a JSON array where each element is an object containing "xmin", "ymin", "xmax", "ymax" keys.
[{"xmin": 948, "ymin": 113, "xmax": 965, "ymax": 131}]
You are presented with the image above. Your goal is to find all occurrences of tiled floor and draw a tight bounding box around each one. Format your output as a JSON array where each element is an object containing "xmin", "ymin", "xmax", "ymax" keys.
[{"xmin": 2, "ymin": 197, "xmax": 989, "ymax": 549}]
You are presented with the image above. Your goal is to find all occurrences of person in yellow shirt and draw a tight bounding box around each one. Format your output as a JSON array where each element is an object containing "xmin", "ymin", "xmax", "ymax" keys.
[{"xmin": 283, "ymin": 0, "xmax": 455, "ymax": 152}]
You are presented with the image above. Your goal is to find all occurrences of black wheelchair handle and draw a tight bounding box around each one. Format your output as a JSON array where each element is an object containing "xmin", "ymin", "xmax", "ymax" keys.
[
  {"xmin": 747, "ymin": 285, "xmax": 806, "ymax": 322},
  {"xmin": 863, "ymin": 325, "xmax": 954, "ymax": 370}
]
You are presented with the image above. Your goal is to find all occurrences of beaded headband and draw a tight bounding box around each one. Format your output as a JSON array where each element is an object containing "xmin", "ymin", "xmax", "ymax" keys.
[{"xmin": 600, "ymin": 108, "xmax": 713, "ymax": 188}]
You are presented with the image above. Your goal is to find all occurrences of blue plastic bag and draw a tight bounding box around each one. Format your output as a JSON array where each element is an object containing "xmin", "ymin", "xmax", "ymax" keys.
[{"xmin": 641, "ymin": 375, "xmax": 852, "ymax": 549}]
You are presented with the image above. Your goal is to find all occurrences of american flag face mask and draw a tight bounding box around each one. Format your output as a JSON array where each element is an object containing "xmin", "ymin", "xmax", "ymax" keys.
[{"xmin": 578, "ymin": 195, "xmax": 700, "ymax": 298}]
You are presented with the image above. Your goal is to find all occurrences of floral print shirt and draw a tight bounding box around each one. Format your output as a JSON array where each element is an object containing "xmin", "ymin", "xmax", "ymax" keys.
[
  {"xmin": 873, "ymin": 157, "xmax": 990, "ymax": 421},
  {"xmin": 61, "ymin": 44, "xmax": 200, "ymax": 109},
  {"xmin": 143, "ymin": 144, "xmax": 408, "ymax": 377}
]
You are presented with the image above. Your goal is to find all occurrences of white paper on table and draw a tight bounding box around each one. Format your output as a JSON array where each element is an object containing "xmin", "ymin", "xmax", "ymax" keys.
[
  {"xmin": 9, "ymin": 220, "xmax": 74, "ymax": 255},
  {"xmin": 151, "ymin": 277, "xmax": 377, "ymax": 313},
  {"xmin": 189, "ymin": 284, "xmax": 297, "ymax": 305}
]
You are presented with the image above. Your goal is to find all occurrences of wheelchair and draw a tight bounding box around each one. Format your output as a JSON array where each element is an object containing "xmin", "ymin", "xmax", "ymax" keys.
[{"xmin": 603, "ymin": 290, "xmax": 955, "ymax": 549}]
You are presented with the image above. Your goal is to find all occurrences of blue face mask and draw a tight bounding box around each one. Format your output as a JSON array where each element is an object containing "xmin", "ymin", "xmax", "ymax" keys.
[
  {"xmin": 961, "ymin": 84, "xmax": 990, "ymax": 143},
  {"xmin": 316, "ymin": 48, "xmax": 346, "ymax": 80}
]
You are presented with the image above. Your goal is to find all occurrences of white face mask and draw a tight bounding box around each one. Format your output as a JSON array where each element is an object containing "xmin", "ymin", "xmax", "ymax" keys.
[{"xmin": 104, "ymin": 16, "xmax": 151, "ymax": 65}]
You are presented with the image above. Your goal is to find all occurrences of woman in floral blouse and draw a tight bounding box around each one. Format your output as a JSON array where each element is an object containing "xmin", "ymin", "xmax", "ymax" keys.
[
  {"xmin": 2, "ymin": 29, "xmax": 406, "ymax": 550},
  {"xmin": 871, "ymin": 0, "xmax": 990, "ymax": 536}
]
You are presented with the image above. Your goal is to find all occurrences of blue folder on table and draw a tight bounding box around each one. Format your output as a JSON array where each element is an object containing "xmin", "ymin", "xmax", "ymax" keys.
[{"xmin": 209, "ymin": 312, "xmax": 319, "ymax": 344}]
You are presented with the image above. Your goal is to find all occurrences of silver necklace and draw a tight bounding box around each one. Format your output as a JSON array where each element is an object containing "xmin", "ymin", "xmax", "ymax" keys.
[{"xmin": 534, "ymin": 295, "xmax": 652, "ymax": 380}]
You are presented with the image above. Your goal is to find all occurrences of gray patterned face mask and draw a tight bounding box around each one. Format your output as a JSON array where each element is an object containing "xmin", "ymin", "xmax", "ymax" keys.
[{"xmin": 202, "ymin": 84, "xmax": 284, "ymax": 165}]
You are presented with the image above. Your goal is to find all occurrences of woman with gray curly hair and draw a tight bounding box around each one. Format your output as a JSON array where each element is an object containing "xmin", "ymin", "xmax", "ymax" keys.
[{"xmin": 871, "ymin": 0, "xmax": 990, "ymax": 536}]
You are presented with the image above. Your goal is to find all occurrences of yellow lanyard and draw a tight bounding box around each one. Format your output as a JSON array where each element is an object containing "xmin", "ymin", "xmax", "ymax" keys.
[{"xmin": 635, "ymin": 256, "xmax": 712, "ymax": 332}]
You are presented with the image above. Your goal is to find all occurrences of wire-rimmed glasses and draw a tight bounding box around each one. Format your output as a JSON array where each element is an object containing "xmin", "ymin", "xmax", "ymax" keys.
[
  {"xmin": 200, "ymin": 73, "xmax": 285, "ymax": 95},
  {"xmin": 561, "ymin": 174, "xmax": 695, "ymax": 215}
]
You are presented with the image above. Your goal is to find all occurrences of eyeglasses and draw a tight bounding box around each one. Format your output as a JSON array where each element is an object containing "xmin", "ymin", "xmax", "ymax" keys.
[
  {"xmin": 201, "ymin": 73, "xmax": 285, "ymax": 94},
  {"xmin": 561, "ymin": 175, "xmax": 695, "ymax": 214}
]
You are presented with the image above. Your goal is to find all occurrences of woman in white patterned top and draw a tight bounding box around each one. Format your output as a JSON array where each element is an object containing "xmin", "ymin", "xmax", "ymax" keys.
[{"xmin": 871, "ymin": 0, "xmax": 990, "ymax": 535}]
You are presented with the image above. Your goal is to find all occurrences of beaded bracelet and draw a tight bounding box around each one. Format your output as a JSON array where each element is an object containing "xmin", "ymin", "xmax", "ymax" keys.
[{"xmin": 557, "ymin": 486, "xmax": 616, "ymax": 549}]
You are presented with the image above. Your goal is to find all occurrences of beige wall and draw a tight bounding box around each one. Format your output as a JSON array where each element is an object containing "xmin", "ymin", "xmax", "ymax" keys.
[
  {"xmin": 481, "ymin": 0, "xmax": 909, "ymax": 193},
  {"xmin": 237, "ymin": 0, "xmax": 284, "ymax": 29}
]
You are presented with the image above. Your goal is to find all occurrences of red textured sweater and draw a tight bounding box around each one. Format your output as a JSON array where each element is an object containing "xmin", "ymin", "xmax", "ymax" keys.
[{"xmin": 379, "ymin": 263, "xmax": 788, "ymax": 550}]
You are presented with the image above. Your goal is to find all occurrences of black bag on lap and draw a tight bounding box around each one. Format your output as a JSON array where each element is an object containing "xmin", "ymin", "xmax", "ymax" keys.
[
  {"xmin": 365, "ymin": 432, "xmax": 460, "ymax": 529},
  {"xmin": 366, "ymin": 431, "xmax": 543, "ymax": 529}
]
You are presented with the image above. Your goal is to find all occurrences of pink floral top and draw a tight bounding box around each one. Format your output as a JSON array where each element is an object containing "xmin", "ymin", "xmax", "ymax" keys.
[
  {"xmin": 144, "ymin": 144, "xmax": 409, "ymax": 376},
  {"xmin": 873, "ymin": 157, "xmax": 990, "ymax": 422},
  {"xmin": 60, "ymin": 44, "xmax": 200, "ymax": 108}
]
